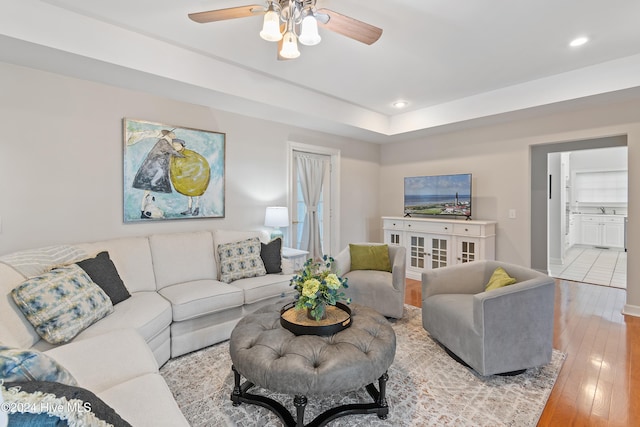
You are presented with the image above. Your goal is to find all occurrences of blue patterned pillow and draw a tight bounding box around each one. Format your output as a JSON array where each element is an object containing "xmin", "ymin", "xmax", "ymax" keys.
[
  {"xmin": 0, "ymin": 347, "xmax": 76, "ymax": 385},
  {"xmin": 11, "ymin": 264, "xmax": 113, "ymax": 344},
  {"xmin": 218, "ymin": 237, "xmax": 266, "ymax": 283}
]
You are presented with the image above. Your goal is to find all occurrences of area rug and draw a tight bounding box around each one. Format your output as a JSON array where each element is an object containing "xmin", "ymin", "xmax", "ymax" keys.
[{"xmin": 160, "ymin": 305, "xmax": 565, "ymax": 426}]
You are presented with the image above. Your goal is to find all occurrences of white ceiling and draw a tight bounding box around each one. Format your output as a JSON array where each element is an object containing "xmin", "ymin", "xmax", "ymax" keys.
[{"xmin": 2, "ymin": 0, "xmax": 640, "ymax": 143}]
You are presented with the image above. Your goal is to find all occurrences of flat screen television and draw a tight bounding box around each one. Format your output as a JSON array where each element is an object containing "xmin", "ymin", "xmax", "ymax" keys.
[{"xmin": 404, "ymin": 173, "xmax": 472, "ymax": 218}]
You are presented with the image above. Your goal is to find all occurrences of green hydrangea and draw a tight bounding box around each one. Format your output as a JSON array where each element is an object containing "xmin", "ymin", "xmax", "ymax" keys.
[{"xmin": 290, "ymin": 255, "xmax": 350, "ymax": 321}]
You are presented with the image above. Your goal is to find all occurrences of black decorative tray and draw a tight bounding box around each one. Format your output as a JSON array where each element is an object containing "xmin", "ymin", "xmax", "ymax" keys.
[{"xmin": 280, "ymin": 302, "xmax": 352, "ymax": 336}]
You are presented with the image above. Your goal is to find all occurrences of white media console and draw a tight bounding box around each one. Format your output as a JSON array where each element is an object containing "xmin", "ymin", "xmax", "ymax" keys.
[{"xmin": 382, "ymin": 216, "xmax": 497, "ymax": 280}]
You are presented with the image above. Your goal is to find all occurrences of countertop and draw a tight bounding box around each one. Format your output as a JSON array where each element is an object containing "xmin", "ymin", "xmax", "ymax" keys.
[{"xmin": 571, "ymin": 213, "xmax": 627, "ymax": 218}]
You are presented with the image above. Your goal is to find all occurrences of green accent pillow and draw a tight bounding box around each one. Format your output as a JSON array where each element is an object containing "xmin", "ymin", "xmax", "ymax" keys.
[
  {"xmin": 485, "ymin": 267, "xmax": 517, "ymax": 291},
  {"xmin": 349, "ymin": 244, "xmax": 392, "ymax": 272}
]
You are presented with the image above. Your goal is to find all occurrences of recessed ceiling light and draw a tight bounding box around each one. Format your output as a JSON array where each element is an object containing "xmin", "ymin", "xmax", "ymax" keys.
[
  {"xmin": 393, "ymin": 100, "xmax": 408, "ymax": 109},
  {"xmin": 569, "ymin": 36, "xmax": 589, "ymax": 47}
]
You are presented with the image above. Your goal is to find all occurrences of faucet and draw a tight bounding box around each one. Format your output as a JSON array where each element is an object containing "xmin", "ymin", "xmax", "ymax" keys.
[{"xmin": 600, "ymin": 207, "xmax": 606, "ymax": 214}]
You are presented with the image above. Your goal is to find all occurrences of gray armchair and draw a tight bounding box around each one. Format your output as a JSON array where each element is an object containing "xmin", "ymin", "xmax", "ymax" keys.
[
  {"xmin": 334, "ymin": 243, "xmax": 406, "ymax": 319},
  {"xmin": 422, "ymin": 260, "xmax": 555, "ymax": 376}
]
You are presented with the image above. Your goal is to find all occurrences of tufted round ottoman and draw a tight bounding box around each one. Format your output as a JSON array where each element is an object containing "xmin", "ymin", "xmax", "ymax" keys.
[{"xmin": 229, "ymin": 303, "xmax": 396, "ymax": 426}]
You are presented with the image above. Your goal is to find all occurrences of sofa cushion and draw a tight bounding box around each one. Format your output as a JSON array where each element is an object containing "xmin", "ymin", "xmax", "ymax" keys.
[
  {"xmin": 218, "ymin": 237, "xmax": 266, "ymax": 283},
  {"xmin": 349, "ymin": 244, "xmax": 392, "ymax": 272},
  {"xmin": 485, "ymin": 267, "xmax": 517, "ymax": 291},
  {"xmin": 55, "ymin": 292, "xmax": 172, "ymax": 349},
  {"xmin": 11, "ymin": 265, "xmax": 113, "ymax": 344},
  {"xmin": 0, "ymin": 346, "xmax": 76, "ymax": 385},
  {"xmin": 231, "ymin": 274, "xmax": 295, "ymax": 305},
  {"xmin": 261, "ymin": 238, "xmax": 283, "ymax": 274},
  {"xmin": 97, "ymin": 373, "xmax": 189, "ymax": 427},
  {"xmin": 44, "ymin": 329, "xmax": 159, "ymax": 393},
  {"xmin": 149, "ymin": 231, "xmax": 217, "ymax": 290},
  {"xmin": 76, "ymin": 251, "xmax": 131, "ymax": 305},
  {"xmin": 76, "ymin": 237, "xmax": 157, "ymax": 293},
  {"xmin": 2, "ymin": 381, "xmax": 132, "ymax": 427},
  {"xmin": 158, "ymin": 279, "xmax": 244, "ymax": 321}
]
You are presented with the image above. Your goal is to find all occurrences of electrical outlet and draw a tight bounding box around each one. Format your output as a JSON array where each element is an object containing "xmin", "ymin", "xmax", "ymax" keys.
[{"xmin": 508, "ymin": 209, "xmax": 516, "ymax": 219}]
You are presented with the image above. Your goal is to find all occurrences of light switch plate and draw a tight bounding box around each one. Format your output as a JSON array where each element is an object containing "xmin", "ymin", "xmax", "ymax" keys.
[{"xmin": 508, "ymin": 209, "xmax": 516, "ymax": 219}]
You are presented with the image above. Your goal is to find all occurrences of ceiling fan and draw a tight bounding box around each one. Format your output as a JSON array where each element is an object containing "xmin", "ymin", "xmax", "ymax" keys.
[{"xmin": 188, "ymin": 0, "xmax": 383, "ymax": 60}]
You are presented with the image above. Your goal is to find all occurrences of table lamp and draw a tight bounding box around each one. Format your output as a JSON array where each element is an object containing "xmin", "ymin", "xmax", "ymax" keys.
[{"xmin": 264, "ymin": 206, "xmax": 289, "ymax": 240}]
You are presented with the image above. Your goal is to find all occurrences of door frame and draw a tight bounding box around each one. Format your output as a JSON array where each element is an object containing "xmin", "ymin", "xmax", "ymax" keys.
[
  {"xmin": 530, "ymin": 135, "xmax": 627, "ymax": 272},
  {"xmin": 287, "ymin": 141, "xmax": 341, "ymax": 256}
]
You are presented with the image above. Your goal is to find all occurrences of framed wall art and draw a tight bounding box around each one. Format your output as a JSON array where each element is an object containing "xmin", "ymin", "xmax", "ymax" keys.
[{"xmin": 123, "ymin": 118, "xmax": 225, "ymax": 222}]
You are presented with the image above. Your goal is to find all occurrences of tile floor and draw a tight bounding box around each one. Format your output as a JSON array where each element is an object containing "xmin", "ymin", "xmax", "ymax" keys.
[{"xmin": 549, "ymin": 246, "xmax": 627, "ymax": 289}]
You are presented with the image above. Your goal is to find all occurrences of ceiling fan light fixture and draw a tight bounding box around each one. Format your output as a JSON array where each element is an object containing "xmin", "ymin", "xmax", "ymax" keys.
[
  {"xmin": 299, "ymin": 15, "xmax": 321, "ymax": 46},
  {"xmin": 260, "ymin": 8, "xmax": 282, "ymax": 42},
  {"xmin": 280, "ymin": 30, "xmax": 300, "ymax": 59}
]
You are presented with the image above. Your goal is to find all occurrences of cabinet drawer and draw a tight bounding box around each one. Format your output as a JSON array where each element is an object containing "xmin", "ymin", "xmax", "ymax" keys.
[
  {"xmin": 581, "ymin": 216, "xmax": 598, "ymax": 222},
  {"xmin": 603, "ymin": 217, "xmax": 624, "ymax": 224},
  {"xmin": 383, "ymin": 219, "xmax": 404, "ymax": 230},
  {"xmin": 405, "ymin": 221, "xmax": 453, "ymax": 234},
  {"xmin": 453, "ymin": 224, "xmax": 481, "ymax": 236}
]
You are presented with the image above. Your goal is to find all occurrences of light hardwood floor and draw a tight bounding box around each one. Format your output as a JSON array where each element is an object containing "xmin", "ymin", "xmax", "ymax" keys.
[{"xmin": 404, "ymin": 278, "xmax": 640, "ymax": 426}]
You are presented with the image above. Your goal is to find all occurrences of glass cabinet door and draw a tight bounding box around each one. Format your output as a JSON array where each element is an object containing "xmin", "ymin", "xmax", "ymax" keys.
[
  {"xmin": 429, "ymin": 237, "xmax": 449, "ymax": 269},
  {"xmin": 410, "ymin": 235, "xmax": 425, "ymax": 269}
]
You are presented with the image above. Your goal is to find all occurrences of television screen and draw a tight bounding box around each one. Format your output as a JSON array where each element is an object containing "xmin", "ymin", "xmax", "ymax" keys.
[{"xmin": 404, "ymin": 174, "xmax": 472, "ymax": 217}]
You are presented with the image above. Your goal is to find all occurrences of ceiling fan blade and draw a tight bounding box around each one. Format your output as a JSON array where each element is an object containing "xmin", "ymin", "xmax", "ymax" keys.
[
  {"xmin": 188, "ymin": 5, "xmax": 264, "ymax": 23},
  {"xmin": 316, "ymin": 8, "xmax": 382, "ymax": 45}
]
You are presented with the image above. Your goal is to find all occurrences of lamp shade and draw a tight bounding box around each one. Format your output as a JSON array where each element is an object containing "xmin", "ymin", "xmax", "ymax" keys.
[
  {"xmin": 264, "ymin": 207, "xmax": 289, "ymax": 227},
  {"xmin": 299, "ymin": 15, "xmax": 321, "ymax": 46},
  {"xmin": 260, "ymin": 9, "xmax": 282, "ymax": 42},
  {"xmin": 280, "ymin": 31, "xmax": 300, "ymax": 59}
]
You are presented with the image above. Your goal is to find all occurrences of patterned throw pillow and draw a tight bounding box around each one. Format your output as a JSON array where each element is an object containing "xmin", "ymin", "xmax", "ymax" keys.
[
  {"xmin": 218, "ymin": 237, "xmax": 266, "ymax": 283},
  {"xmin": 11, "ymin": 264, "xmax": 114, "ymax": 344},
  {"xmin": 0, "ymin": 347, "xmax": 77, "ymax": 385}
]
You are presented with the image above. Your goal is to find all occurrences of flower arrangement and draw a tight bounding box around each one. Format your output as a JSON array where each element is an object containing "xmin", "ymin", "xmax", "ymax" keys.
[{"xmin": 290, "ymin": 255, "xmax": 350, "ymax": 321}]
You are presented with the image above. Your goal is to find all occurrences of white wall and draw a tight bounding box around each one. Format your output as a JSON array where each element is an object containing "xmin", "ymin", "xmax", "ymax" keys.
[
  {"xmin": 0, "ymin": 62, "xmax": 380, "ymax": 255},
  {"xmin": 379, "ymin": 99, "xmax": 640, "ymax": 314},
  {"xmin": 570, "ymin": 146, "xmax": 628, "ymax": 171}
]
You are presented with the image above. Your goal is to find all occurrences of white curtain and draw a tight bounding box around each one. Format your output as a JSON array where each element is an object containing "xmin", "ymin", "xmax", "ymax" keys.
[{"xmin": 297, "ymin": 155, "xmax": 327, "ymax": 260}]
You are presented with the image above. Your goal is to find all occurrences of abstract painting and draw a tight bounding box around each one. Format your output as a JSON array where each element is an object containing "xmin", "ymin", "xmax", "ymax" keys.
[{"xmin": 123, "ymin": 118, "xmax": 225, "ymax": 222}]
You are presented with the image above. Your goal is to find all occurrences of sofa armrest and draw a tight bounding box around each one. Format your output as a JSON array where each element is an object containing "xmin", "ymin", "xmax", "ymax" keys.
[
  {"xmin": 334, "ymin": 246, "xmax": 351, "ymax": 276},
  {"xmin": 473, "ymin": 277, "xmax": 555, "ymax": 363},
  {"xmin": 389, "ymin": 246, "xmax": 406, "ymax": 292}
]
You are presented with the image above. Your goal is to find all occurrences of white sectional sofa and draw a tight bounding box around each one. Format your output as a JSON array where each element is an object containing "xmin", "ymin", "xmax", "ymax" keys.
[{"xmin": 0, "ymin": 229, "xmax": 296, "ymax": 426}]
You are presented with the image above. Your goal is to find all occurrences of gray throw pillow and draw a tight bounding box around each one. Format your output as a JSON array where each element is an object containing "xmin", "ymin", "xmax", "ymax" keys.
[
  {"xmin": 76, "ymin": 251, "xmax": 131, "ymax": 305},
  {"xmin": 261, "ymin": 238, "xmax": 282, "ymax": 274}
]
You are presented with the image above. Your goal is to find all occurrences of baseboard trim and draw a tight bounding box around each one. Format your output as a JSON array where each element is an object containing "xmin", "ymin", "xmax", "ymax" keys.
[
  {"xmin": 622, "ymin": 304, "xmax": 640, "ymax": 318},
  {"xmin": 549, "ymin": 257, "xmax": 562, "ymax": 265}
]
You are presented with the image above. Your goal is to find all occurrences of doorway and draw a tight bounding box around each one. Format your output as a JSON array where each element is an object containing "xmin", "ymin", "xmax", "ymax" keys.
[
  {"xmin": 531, "ymin": 136, "xmax": 628, "ymax": 285},
  {"xmin": 547, "ymin": 147, "xmax": 628, "ymax": 288},
  {"xmin": 288, "ymin": 142, "xmax": 341, "ymax": 257}
]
